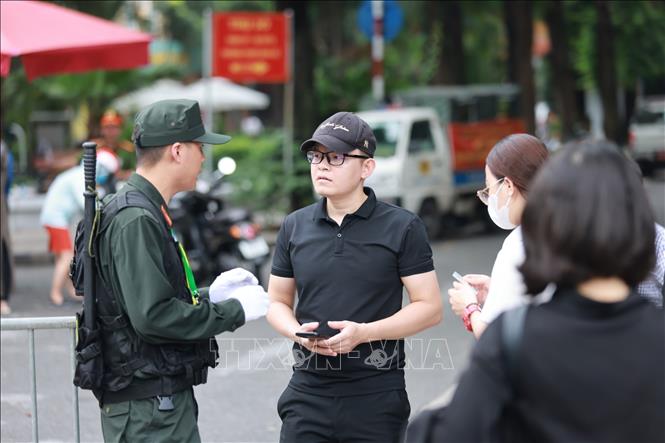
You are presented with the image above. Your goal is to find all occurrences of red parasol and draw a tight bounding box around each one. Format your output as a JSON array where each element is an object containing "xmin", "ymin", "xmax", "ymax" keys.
[{"xmin": 0, "ymin": 1, "xmax": 151, "ymax": 80}]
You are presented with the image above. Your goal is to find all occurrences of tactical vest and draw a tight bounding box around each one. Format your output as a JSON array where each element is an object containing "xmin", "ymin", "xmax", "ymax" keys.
[{"xmin": 93, "ymin": 190, "xmax": 218, "ymax": 404}]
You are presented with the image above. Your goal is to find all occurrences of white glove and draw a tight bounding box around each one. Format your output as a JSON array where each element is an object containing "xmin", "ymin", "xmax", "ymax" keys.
[
  {"xmin": 228, "ymin": 285, "xmax": 270, "ymax": 322},
  {"xmin": 209, "ymin": 267, "xmax": 259, "ymax": 303}
]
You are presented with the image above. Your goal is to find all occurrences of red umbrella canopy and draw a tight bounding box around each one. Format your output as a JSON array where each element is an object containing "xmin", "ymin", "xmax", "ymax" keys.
[{"xmin": 0, "ymin": 1, "xmax": 151, "ymax": 80}]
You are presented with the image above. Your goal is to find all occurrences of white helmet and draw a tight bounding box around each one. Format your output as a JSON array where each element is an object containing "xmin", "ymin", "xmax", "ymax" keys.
[{"xmin": 95, "ymin": 149, "xmax": 120, "ymax": 184}]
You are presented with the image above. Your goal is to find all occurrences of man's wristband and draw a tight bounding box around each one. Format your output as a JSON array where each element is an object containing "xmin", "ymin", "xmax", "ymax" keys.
[{"xmin": 462, "ymin": 303, "xmax": 482, "ymax": 332}]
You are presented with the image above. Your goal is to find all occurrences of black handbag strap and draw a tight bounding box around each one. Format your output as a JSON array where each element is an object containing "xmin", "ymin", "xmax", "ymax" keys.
[
  {"xmin": 501, "ymin": 304, "xmax": 528, "ymax": 391},
  {"xmin": 405, "ymin": 306, "xmax": 529, "ymax": 443}
]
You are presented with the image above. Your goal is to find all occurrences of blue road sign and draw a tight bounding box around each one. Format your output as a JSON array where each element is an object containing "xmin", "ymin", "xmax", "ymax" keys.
[{"xmin": 357, "ymin": 0, "xmax": 404, "ymax": 42}]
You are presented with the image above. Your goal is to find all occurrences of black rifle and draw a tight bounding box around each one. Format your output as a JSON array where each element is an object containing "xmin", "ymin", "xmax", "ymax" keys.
[
  {"xmin": 82, "ymin": 142, "xmax": 97, "ymax": 329},
  {"xmin": 72, "ymin": 142, "xmax": 104, "ymax": 397}
]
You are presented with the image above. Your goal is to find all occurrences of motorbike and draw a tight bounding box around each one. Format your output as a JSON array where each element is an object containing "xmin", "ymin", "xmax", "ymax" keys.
[{"xmin": 168, "ymin": 157, "xmax": 271, "ymax": 286}]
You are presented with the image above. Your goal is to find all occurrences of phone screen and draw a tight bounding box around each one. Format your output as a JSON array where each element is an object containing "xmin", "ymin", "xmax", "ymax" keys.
[
  {"xmin": 452, "ymin": 271, "xmax": 477, "ymax": 295},
  {"xmin": 452, "ymin": 271, "xmax": 465, "ymax": 283},
  {"xmin": 295, "ymin": 331, "xmax": 329, "ymax": 340}
]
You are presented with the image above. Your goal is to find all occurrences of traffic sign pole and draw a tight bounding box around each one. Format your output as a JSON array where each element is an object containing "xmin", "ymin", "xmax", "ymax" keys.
[
  {"xmin": 203, "ymin": 8, "xmax": 214, "ymax": 176},
  {"xmin": 372, "ymin": 1, "xmax": 384, "ymax": 103},
  {"xmin": 283, "ymin": 10, "xmax": 294, "ymax": 179}
]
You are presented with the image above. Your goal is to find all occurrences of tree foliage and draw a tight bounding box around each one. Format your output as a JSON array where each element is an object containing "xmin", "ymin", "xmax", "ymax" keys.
[
  {"xmin": 612, "ymin": 1, "xmax": 665, "ymax": 89},
  {"xmin": 565, "ymin": 1, "xmax": 665, "ymax": 91},
  {"xmin": 3, "ymin": 0, "xmax": 665, "ymax": 175}
]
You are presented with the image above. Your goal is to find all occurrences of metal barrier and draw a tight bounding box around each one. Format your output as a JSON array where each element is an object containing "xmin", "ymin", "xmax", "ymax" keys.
[{"xmin": 1, "ymin": 316, "xmax": 80, "ymax": 443}]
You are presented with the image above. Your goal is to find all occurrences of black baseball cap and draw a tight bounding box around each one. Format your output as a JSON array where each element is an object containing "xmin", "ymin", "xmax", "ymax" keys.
[
  {"xmin": 132, "ymin": 99, "xmax": 231, "ymax": 148},
  {"xmin": 300, "ymin": 112, "xmax": 376, "ymax": 157}
]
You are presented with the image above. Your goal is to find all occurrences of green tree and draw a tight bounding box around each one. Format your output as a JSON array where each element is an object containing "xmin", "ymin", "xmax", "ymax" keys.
[
  {"xmin": 564, "ymin": 1, "xmax": 665, "ymax": 144},
  {"xmin": 595, "ymin": 1, "xmax": 621, "ymax": 144},
  {"xmin": 611, "ymin": 1, "xmax": 665, "ymax": 143},
  {"xmin": 504, "ymin": 0, "xmax": 536, "ymax": 134},
  {"xmin": 53, "ymin": 0, "xmax": 124, "ymax": 20},
  {"xmin": 460, "ymin": 1, "xmax": 506, "ymax": 84},
  {"xmin": 426, "ymin": 1, "xmax": 466, "ymax": 85},
  {"xmin": 545, "ymin": 0, "xmax": 581, "ymax": 141}
]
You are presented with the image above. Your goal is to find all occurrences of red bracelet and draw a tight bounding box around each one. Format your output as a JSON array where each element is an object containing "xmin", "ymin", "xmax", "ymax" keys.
[{"xmin": 462, "ymin": 303, "xmax": 481, "ymax": 332}]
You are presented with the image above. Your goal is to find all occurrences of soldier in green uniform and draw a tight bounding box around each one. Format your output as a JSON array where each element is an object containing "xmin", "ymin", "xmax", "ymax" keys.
[{"xmin": 96, "ymin": 99, "xmax": 270, "ymax": 442}]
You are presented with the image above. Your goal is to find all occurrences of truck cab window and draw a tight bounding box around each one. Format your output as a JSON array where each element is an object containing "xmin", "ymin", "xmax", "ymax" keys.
[
  {"xmin": 408, "ymin": 121, "xmax": 435, "ymax": 153},
  {"xmin": 451, "ymin": 99, "xmax": 474, "ymax": 123},
  {"xmin": 372, "ymin": 121, "xmax": 401, "ymax": 157},
  {"xmin": 476, "ymin": 96, "xmax": 498, "ymax": 121}
]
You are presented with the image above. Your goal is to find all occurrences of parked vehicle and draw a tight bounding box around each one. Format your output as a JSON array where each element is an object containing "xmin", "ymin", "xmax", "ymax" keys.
[
  {"xmin": 359, "ymin": 84, "xmax": 525, "ymax": 237},
  {"xmin": 168, "ymin": 158, "xmax": 270, "ymax": 286},
  {"xmin": 629, "ymin": 96, "xmax": 665, "ymax": 176}
]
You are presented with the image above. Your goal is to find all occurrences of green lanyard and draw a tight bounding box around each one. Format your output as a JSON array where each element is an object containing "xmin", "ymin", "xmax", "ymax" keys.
[
  {"xmin": 172, "ymin": 230, "xmax": 200, "ymax": 305},
  {"xmin": 161, "ymin": 205, "xmax": 199, "ymax": 305}
]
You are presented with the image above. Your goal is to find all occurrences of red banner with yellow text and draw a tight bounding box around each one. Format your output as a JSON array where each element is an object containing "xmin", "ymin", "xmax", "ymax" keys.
[
  {"xmin": 213, "ymin": 12, "xmax": 290, "ymax": 83},
  {"xmin": 447, "ymin": 119, "xmax": 526, "ymax": 171}
]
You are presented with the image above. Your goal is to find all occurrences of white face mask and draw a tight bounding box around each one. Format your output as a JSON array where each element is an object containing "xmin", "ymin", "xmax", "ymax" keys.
[{"xmin": 487, "ymin": 182, "xmax": 517, "ymax": 230}]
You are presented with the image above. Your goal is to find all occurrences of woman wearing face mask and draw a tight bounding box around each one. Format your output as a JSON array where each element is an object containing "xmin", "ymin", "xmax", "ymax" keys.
[{"xmin": 447, "ymin": 134, "xmax": 548, "ymax": 338}]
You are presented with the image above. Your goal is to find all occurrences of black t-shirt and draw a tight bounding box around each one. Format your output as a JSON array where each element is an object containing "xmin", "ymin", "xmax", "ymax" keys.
[
  {"xmin": 271, "ymin": 187, "xmax": 434, "ymax": 396},
  {"xmin": 435, "ymin": 288, "xmax": 665, "ymax": 443}
]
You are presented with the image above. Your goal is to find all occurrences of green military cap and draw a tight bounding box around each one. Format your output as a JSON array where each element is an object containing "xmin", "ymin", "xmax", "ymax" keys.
[{"xmin": 132, "ymin": 99, "xmax": 231, "ymax": 148}]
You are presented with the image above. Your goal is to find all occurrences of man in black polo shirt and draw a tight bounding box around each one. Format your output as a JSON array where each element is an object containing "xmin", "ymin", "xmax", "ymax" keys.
[{"xmin": 267, "ymin": 112, "xmax": 443, "ymax": 442}]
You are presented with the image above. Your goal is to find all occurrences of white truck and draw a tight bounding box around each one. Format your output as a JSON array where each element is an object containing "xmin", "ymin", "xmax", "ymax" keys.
[
  {"xmin": 358, "ymin": 84, "xmax": 525, "ymax": 237},
  {"xmin": 628, "ymin": 96, "xmax": 665, "ymax": 176}
]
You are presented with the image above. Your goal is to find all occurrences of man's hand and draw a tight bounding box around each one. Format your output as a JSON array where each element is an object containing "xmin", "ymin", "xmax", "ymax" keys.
[
  {"xmin": 322, "ymin": 321, "xmax": 368, "ymax": 354},
  {"xmin": 228, "ymin": 285, "xmax": 269, "ymax": 322},
  {"xmin": 209, "ymin": 267, "xmax": 259, "ymax": 303},
  {"xmin": 294, "ymin": 322, "xmax": 337, "ymax": 357}
]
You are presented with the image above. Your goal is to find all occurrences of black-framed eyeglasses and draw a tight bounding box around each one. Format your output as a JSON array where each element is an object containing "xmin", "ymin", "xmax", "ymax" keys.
[
  {"xmin": 476, "ymin": 177, "xmax": 505, "ymax": 205},
  {"xmin": 306, "ymin": 150, "xmax": 370, "ymax": 166}
]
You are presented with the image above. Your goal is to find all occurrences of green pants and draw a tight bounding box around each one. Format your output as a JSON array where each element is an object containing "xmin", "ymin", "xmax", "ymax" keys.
[{"xmin": 100, "ymin": 389, "xmax": 200, "ymax": 443}]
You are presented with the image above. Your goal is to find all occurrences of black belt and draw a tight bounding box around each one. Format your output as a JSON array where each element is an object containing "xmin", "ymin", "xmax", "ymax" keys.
[{"xmin": 102, "ymin": 371, "xmax": 205, "ymax": 405}]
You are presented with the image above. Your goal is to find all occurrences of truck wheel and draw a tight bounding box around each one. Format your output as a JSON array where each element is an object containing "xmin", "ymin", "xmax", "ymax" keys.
[{"xmin": 419, "ymin": 200, "xmax": 442, "ymax": 240}]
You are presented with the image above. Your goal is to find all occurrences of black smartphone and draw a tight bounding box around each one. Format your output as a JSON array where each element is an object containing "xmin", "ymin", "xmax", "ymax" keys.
[{"xmin": 295, "ymin": 331, "xmax": 329, "ymax": 339}]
